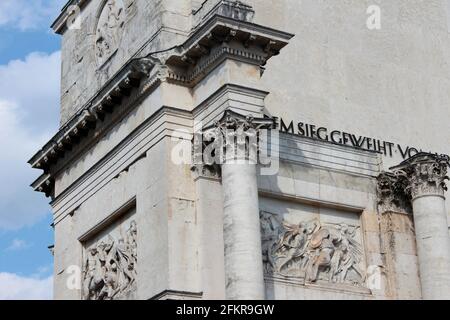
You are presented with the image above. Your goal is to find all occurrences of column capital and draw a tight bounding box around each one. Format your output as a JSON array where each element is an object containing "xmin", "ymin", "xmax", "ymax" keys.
[
  {"xmin": 391, "ymin": 153, "xmax": 450, "ymax": 200},
  {"xmin": 201, "ymin": 110, "xmax": 275, "ymax": 165},
  {"xmin": 377, "ymin": 172, "xmax": 411, "ymax": 214}
]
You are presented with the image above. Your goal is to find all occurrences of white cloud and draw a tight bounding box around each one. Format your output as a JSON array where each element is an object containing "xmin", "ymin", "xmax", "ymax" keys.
[
  {"xmin": 0, "ymin": 51, "xmax": 60, "ymax": 230},
  {"xmin": 0, "ymin": 51, "xmax": 61, "ymax": 132},
  {"xmin": 0, "ymin": 273, "xmax": 52, "ymax": 300},
  {"xmin": 0, "ymin": 0, "xmax": 67, "ymax": 31},
  {"xmin": 5, "ymin": 238, "xmax": 31, "ymax": 251}
]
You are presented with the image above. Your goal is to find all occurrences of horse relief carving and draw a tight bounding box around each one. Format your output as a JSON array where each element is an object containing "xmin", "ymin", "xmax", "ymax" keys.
[
  {"xmin": 95, "ymin": 0, "xmax": 126, "ymax": 66},
  {"xmin": 82, "ymin": 220, "xmax": 137, "ymax": 300},
  {"xmin": 261, "ymin": 212, "xmax": 365, "ymax": 287}
]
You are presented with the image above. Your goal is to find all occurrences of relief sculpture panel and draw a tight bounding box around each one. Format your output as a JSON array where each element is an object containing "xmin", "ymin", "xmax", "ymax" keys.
[
  {"xmin": 82, "ymin": 219, "xmax": 137, "ymax": 300},
  {"xmin": 261, "ymin": 211, "xmax": 366, "ymax": 288},
  {"xmin": 95, "ymin": 0, "xmax": 126, "ymax": 66}
]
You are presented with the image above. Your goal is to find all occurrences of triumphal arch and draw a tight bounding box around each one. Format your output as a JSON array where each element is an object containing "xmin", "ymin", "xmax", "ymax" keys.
[{"xmin": 30, "ymin": 0, "xmax": 450, "ymax": 300}]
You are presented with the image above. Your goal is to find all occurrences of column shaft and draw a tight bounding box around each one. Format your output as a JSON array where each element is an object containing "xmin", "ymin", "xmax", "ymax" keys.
[
  {"xmin": 412, "ymin": 195, "xmax": 450, "ymax": 300},
  {"xmin": 222, "ymin": 162, "xmax": 265, "ymax": 300},
  {"xmin": 390, "ymin": 153, "xmax": 450, "ymax": 300}
]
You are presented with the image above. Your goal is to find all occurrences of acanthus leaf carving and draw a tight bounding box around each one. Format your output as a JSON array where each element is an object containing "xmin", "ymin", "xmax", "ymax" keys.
[
  {"xmin": 376, "ymin": 172, "xmax": 411, "ymax": 214},
  {"xmin": 391, "ymin": 153, "xmax": 450, "ymax": 200},
  {"xmin": 199, "ymin": 110, "xmax": 275, "ymax": 165}
]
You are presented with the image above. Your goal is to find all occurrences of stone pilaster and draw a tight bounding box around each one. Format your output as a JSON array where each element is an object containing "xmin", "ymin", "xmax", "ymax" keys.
[
  {"xmin": 391, "ymin": 153, "xmax": 450, "ymax": 300},
  {"xmin": 376, "ymin": 172, "xmax": 420, "ymax": 299},
  {"xmin": 199, "ymin": 110, "xmax": 274, "ymax": 300}
]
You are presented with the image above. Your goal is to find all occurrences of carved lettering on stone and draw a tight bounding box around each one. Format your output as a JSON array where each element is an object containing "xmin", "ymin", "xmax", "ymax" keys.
[
  {"xmin": 82, "ymin": 220, "xmax": 137, "ymax": 300},
  {"xmin": 261, "ymin": 212, "xmax": 365, "ymax": 287},
  {"xmin": 95, "ymin": 0, "xmax": 126, "ymax": 66}
]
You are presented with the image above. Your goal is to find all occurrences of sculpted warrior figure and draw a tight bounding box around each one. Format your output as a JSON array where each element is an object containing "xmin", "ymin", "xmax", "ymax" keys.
[
  {"xmin": 305, "ymin": 228, "xmax": 336, "ymax": 282},
  {"xmin": 260, "ymin": 212, "xmax": 281, "ymax": 272},
  {"xmin": 336, "ymin": 226, "xmax": 364, "ymax": 284},
  {"xmin": 260, "ymin": 213, "xmax": 365, "ymax": 287},
  {"xmin": 275, "ymin": 220, "xmax": 318, "ymax": 273},
  {"xmin": 83, "ymin": 247, "xmax": 103, "ymax": 300},
  {"xmin": 82, "ymin": 220, "xmax": 138, "ymax": 300},
  {"xmin": 116, "ymin": 237, "xmax": 135, "ymax": 290},
  {"xmin": 305, "ymin": 224, "xmax": 364, "ymax": 284}
]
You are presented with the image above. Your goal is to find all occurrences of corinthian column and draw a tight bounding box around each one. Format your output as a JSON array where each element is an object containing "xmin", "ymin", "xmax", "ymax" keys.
[
  {"xmin": 201, "ymin": 110, "xmax": 274, "ymax": 300},
  {"xmin": 392, "ymin": 153, "xmax": 450, "ymax": 300}
]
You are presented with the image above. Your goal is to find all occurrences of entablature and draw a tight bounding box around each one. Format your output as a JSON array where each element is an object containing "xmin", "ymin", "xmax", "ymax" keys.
[{"xmin": 30, "ymin": 3, "xmax": 294, "ymax": 199}]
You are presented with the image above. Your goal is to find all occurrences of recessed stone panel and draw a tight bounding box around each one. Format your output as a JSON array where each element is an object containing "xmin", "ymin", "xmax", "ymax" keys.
[
  {"xmin": 260, "ymin": 197, "xmax": 369, "ymax": 297},
  {"xmin": 82, "ymin": 208, "xmax": 137, "ymax": 300}
]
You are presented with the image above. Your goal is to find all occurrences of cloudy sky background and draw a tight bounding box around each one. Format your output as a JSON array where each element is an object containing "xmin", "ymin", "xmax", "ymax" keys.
[{"xmin": 0, "ymin": 0, "xmax": 67, "ymax": 299}]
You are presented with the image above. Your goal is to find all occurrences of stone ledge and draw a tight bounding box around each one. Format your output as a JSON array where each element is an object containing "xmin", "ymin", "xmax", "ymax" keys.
[{"xmin": 150, "ymin": 290, "xmax": 203, "ymax": 300}]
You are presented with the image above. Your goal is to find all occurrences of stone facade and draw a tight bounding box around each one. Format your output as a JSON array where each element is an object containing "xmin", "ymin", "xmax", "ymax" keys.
[{"xmin": 29, "ymin": 0, "xmax": 450, "ymax": 300}]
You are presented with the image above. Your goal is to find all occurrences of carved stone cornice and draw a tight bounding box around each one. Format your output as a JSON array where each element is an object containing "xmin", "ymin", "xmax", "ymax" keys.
[
  {"xmin": 164, "ymin": 14, "xmax": 294, "ymax": 87},
  {"xmin": 31, "ymin": 4, "xmax": 293, "ymax": 198},
  {"xmin": 391, "ymin": 153, "xmax": 450, "ymax": 200},
  {"xmin": 29, "ymin": 58, "xmax": 154, "ymax": 172},
  {"xmin": 31, "ymin": 173, "xmax": 55, "ymax": 199},
  {"xmin": 377, "ymin": 172, "xmax": 411, "ymax": 214}
]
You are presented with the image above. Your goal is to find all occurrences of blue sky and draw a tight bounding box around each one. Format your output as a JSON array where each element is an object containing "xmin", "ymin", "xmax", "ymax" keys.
[{"xmin": 0, "ymin": 0, "xmax": 67, "ymax": 299}]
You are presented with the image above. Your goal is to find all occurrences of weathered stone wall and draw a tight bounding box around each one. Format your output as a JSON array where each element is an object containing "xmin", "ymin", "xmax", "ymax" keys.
[
  {"xmin": 380, "ymin": 211, "xmax": 422, "ymax": 299},
  {"xmin": 59, "ymin": 0, "xmax": 193, "ymax": 126}
]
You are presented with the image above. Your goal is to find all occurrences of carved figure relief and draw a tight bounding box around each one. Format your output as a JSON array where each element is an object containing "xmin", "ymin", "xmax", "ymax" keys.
[
  {"xmin": 82, "ymin": 220, "xmax": 137, "ymax": 300},
  {"xmin": 261, "ymin": 212, "xmax": 365, "ymax": 287},
  {"xmin": 95, "ymin": 0, "xmax": 126, "ymax": 66}
]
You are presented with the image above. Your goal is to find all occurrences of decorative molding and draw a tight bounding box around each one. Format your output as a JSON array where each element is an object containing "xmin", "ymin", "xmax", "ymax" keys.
[
  {"xmin": 78, "ymin": 197, "xmax": 137, "ymax": 242},
  {"xmin": 391, "ymin": 153, "xmax": 450, "ymax": 200},
  {"xmin": 31, "ymin": 11, "xmax": 293, "ymax": 198},
  {"xmin": 260, "ymin": 212, "xmax": 366, "ymax": 288},
  {"xmin": 29, "ymin": 59, "xmax": 155, "ymax": 198},
  {"xmin": 82, "ymin": 220, "xmax": 137, "ymax": 300},
  {"xmin": 164, "ymin": 14, "xmax": 293, "ymax": 87},
  {"xmin": 32, "ymin": 173, "xmax": 55, "ymax": 199},
  {"xmin": 48, "ymin": 108, "xmax": 191, "ymax": 223}
]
